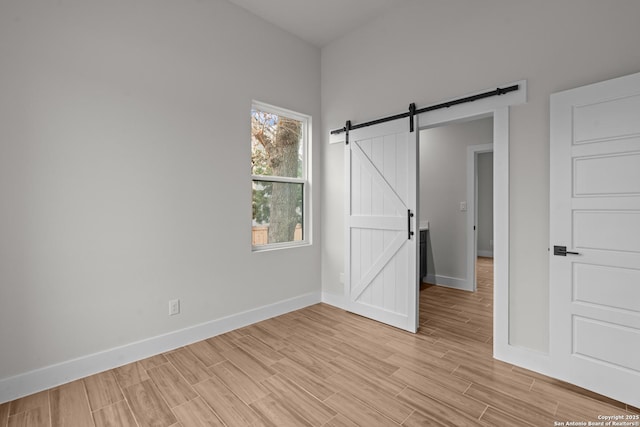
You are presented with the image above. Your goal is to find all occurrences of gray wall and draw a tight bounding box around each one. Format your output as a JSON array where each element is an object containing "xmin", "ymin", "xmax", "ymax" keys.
[
  {"xmin": 0, "ymin": 0, "xmax": 321, "ymax": 381},
  {"xmin": 419, "ymin": 118, "xmax": 493, "ymax": 285},
  {"xmin": 477, "ymin": 152, "xmax": 494, "ymax": 257},
  {"xmin": 320, "ymin": 0, "xmax": 640, "ymax": 351}
]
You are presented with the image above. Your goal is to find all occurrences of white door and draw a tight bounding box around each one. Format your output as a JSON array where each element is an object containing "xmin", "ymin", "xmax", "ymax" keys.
[
  {"xmin": 345, "ymin": 118, "xmax": 418, "ymax": 333},
  {"xmin": 550, "ymin": 71, "xmax": 640, "ymax": 407}
]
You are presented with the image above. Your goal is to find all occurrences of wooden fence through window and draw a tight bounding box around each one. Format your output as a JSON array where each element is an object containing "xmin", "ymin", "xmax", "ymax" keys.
[{"xmin": 252, "ymin": 224, "xmax": 302, "ymax": 245}]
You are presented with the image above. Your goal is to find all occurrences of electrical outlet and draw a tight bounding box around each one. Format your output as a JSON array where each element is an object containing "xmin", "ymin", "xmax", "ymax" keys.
[
  {"xmin": 169, "ymin": 299, "xmax": 180, "ymax": 316},
  {"xmin": 460, "ymin": 201, "xmax": 467, "ymax": 212},
  {"xmin": 339, "ymin": 273, "xmax": 344, "ymax": 284}
]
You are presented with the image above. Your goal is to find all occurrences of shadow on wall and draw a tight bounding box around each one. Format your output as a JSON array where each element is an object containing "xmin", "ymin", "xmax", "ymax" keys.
[{"xmin": 424, "ymin": 234, "xmax": 436, "ymax": 284}]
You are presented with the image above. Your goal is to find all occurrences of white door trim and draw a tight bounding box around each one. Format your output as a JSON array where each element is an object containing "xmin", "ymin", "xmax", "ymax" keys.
[
  {"xmin": 329, "ymin": 81, "xmax": 546, "ymax": 372},
  {"xmin": 415, "ymin": 80, "xmax": 529, "ymax": 365},
  {"xmin": 467, "ymin": 143, "xmax": 493, "ymax": 292}
]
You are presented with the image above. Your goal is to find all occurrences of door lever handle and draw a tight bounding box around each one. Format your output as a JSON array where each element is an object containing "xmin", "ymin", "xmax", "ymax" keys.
[{"xmin": 553, "ymin": 245, "xmax": 580, "ymax": 256}]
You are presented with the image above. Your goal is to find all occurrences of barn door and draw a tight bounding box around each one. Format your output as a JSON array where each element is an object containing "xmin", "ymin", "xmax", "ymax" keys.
[
  {"xmin": 550, "ymin": 71, "xmax": 640, "ymax": 407},
  {"xmin": 345, "ymin": 118, "xmax": 418, "ymax": 333}
]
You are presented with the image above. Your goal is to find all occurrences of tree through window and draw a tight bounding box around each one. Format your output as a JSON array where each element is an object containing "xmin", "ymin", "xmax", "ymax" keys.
[{"xmin": 251, "ymin": 102, "xmax": 309, "ymax": 249}]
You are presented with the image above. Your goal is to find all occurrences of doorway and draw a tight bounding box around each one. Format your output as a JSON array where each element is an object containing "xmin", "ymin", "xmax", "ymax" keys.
[
  {"xmin": 338, "ymin": 81, "xmax": 525, "ymax": 356},
  {"xmin": 419, "ymin": 117, "xmax": 493, "ymax": 292},
  {"xmin": 415, "ymin": 101, "xmax": 515, "ymax": 359},
  {"xmin": 468, "ymin": 145, "xmax": 494, "ymax": 292}
]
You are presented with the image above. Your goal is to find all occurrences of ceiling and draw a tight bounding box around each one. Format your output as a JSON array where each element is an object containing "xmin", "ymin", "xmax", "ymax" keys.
[{"xmin": 226, "ymin": 0, "xmax": 407, "ymax": 48}]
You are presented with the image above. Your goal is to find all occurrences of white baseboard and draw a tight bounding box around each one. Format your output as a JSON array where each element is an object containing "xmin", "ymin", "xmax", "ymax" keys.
[
  {"xmin": 478, "ymin": 250, "xmax": 494, "ymax": 258},
  {"xmin": 321, "ymin": 291, "xmax": 348, "ymax": 310},
  {"xmin": 0, "ymin": 291, "xmax": 321, "ymax": 404},
  {"xmin": 424, "ymin": 274, "xmax": 471, "ymax": 291},
  {"xmin": 493, "ymin": 342, "xmax": 553, "ymax": 384}
]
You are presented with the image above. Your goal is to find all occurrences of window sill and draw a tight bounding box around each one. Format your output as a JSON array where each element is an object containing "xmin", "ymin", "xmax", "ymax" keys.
[{"xmin": 252, "ymin": 241, "xmax": 311, "ymax": 253}]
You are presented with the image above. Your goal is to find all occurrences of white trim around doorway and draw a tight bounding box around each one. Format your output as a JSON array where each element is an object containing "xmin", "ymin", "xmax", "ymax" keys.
[
  {"xmin": 328, "ymin": 80, "xmax": 554, "ymax": 377},
  {"xmin": 414, "ymin": 80, "xmax": 540, "ymax": 370}
]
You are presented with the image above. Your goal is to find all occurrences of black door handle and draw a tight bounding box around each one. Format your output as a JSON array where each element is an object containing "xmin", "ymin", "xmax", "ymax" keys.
[
  {"xmin": 553, "ymin": 245, "xmax": 580, "ymax": 256},
  {"xmin": 408, "ymin": 209, "xmax": 414, "ymax": 240}
]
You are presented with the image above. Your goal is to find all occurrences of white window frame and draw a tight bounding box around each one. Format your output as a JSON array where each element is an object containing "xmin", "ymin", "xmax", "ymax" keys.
[{"xmin": 251, "ymin": 100, "xmax": 311, "ymax": 251}]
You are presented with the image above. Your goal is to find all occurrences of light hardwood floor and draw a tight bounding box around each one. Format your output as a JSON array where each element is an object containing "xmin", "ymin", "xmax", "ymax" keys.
[{"xmin": 1, "ymin": 257, "xmax": 638, "ymax": 426}]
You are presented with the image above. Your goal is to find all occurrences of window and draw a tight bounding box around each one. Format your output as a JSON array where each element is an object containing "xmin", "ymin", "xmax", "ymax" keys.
[{"xmin": 251, "ymin": 101, "xmax": 310, "ymax": 250}]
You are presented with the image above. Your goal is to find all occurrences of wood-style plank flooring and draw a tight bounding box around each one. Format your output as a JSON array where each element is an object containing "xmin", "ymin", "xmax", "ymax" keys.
[{"xmin": 2, "ymin": 257, "xmax": 638, "ymax": 426}]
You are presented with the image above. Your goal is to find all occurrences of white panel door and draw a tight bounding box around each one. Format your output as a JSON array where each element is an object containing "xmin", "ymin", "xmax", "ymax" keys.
[
  {"xmin": 550, "ymin": 71, "xmax": 640, "ymax": 407},
  {"xmin": 345, "ymin": 118, "xmax": 418, "ymax": 333}
]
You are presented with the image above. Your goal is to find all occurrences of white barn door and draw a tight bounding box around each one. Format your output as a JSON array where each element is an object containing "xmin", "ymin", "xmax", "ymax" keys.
[
  {"xmin": 550, "ymin": 71, "xmax": 640, "ymax": 407},
  {"xmin": 345, "ymin": 118, "xmax": 418, "ymax": 333}
]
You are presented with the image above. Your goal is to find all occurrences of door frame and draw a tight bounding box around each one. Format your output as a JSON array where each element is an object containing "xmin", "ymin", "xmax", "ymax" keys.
[
  {"xmin": 466, "ymin": 143, "xmax": 494, "ymax": 292},
  {"xmin": 414, "ymin": 80, "xmax": 526, "ymax": 360}
]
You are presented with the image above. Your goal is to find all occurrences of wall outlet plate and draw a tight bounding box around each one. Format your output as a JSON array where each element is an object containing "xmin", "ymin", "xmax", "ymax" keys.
[{"xmin": 169, "ymin": 299, "xmax": 180, "ymax": 316}]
